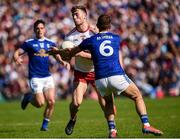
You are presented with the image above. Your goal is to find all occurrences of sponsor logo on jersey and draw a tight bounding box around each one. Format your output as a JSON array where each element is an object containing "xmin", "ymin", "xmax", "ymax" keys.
[{"xmin": 34, "ymin": 49, "xmax": 48, "ymax": 57}]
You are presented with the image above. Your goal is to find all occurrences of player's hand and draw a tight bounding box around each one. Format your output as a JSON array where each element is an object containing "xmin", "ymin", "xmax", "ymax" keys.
[
  {"xmin": 14, "ymin": 57, "xmax": 23, "ymax": 65},
  {"xmin": 61, "ymin": 61, "xmax": 71, "ymax": 70}
]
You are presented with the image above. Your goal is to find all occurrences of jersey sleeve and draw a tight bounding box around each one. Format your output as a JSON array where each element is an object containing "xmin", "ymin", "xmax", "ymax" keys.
[
  {"xmin": 20, "ymin": 41, "xmax": 29, "ymax": 52},
  {"xmin": 50, "ymin": 41, "xmax": 56, "ymax": 48},
  {"xmin": 79, "ymin": 38, "xmax": 91, "ymax": 50}
]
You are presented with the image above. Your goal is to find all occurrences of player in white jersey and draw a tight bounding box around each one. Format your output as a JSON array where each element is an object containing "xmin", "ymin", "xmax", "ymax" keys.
[
  {"xmin": 13, "ymin": 19, "xmax": 56, "ymax": 131},
  {"xmin": 51, "ymin": 14, "xmax": 163, "ymax": 138},
  {"xmin": 63, "ymin": 6, "xmax": 117, "ymax": 136}
]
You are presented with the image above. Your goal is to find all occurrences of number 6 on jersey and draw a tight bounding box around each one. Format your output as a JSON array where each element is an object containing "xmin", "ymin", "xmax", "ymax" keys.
[{"xmin": 99, "ymin": 40, "xmax": 114, "ymax": 56}]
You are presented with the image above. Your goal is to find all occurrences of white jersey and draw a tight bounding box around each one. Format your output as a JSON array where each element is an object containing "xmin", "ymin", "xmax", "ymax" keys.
[{"xmin": 65, "ymin": 26, "xmax": 96, "ymax": 72}]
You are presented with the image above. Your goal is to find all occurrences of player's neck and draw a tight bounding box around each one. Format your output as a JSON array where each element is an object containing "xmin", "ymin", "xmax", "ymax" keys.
[
  {"xmin": 36, "ymin": 36, "xmax": 45, "ymax": 40},
  {"xmin": 99, "ymin": 29, "xmax": 109, "ymax": 33},
  {"xmin": 76, "ymin": 22, "xmax": 89, "ymax": 33}
]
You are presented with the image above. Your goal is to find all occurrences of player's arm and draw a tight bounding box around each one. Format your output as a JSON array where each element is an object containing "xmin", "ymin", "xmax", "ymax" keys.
[
  {"xmin": 49, "ymin": 38, "xmax": 90, "ymax": 61},
  {"xmin": 55, "ymin": 54, "xmax": 71, "ymax": 70},
  {"xmin": 52, "ymin": 47, "xmax": 82, "ymax": 61},
  {"xmin": 50, "ymin": 47, "xmax": 71, "ymax": 70},
  {"xmin": 75, "ymin": 50, "xmax": 91, "ymax": 59},
  {"xmin": 69, "ymin": 47, "xmax": 83, "ymax": 57},
  {"xmin": 13, "ymin": 48, "xmax": 26, "ymax": 65}
]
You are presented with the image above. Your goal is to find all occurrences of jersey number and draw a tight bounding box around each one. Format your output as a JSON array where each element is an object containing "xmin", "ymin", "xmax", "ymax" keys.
[{"xmin": 99, "ymin": 40, "xmax": 113, "ymax": 56}]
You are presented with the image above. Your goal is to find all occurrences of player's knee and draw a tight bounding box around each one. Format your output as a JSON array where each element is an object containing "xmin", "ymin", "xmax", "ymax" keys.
[
  {"xmin": 131, "ymin": 90, "xmax": 143, "ymax": 101},
  {"xmin": 47, "ymin": 99, "xmax": 55, "ymax": 107}
]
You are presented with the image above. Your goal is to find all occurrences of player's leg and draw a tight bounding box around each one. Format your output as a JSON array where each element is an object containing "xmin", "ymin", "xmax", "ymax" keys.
[
  {"xmin": 103, "ymin": 95, "xmax": 117, "ymax": 138},
  {"xmin": 65, "ymin": 81, "xmax": 87, "ymax": 135},
  {"xmin": 95, "ymin": 78, "xmax": 117, "ymax": 138},
  {"xmin": 40, "ymin": 88, "xmax": 55, "ymax": 131},
  {"xmin": 91, "ymin": 69, "xmax": 117, "ymax": 113},
  {"xmin": 21, "ymin": 78, "xmax": 45, "ymax": 110},
  {"xmin": 21, "ymin": 92, "xmax": 33, "ymax": 110},
  {"xmin": 122, "ymin": 82, "xmax": 163, "ymax": 135},
  {"xmin": 40, "ymin": 76, "xmax": 55, "ymax": 131},
  {"xmin": 108, "ymin": 75, "xmax": 163, "ymax": 136}
]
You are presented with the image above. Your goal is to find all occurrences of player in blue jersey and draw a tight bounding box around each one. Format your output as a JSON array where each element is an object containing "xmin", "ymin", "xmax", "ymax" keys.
[
  {"xmin": 13, "ymin": 19, "xmax": 57, "ymax": 131},
  {"xmin": 49, "ymin": 14, "xmax": 163, "ymax": 137}
]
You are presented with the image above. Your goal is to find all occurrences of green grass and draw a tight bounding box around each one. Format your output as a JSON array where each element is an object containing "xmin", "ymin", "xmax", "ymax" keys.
[{"xmin": 0, "ymin": 97, "xmax": 180, "ymax": 138}]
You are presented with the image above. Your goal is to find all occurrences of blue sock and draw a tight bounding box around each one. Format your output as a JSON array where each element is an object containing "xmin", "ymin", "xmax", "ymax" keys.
[
  {"xmin": 108, "ymin": 120, "xmax": 116, "ymax": 130},
  {"xmin": 140, "ymin": 115, "xmax": 150, "ymax": 126},
  {"xmin": 42, "ymin": 118, "xmax": 49, "ymax": 129}
]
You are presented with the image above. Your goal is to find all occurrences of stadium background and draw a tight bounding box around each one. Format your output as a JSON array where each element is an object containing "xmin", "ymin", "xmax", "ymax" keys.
[{"xmin": 0, "ymin": 0, "xmax": 179, "ymax": 101}]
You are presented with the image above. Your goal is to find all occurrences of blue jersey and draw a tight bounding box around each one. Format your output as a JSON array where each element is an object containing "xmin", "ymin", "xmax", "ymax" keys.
[
  {"xmin": 21, "ymin": 38, "xmax": 56, "ymax": 79},
  {"xmin": 79, "ymin": 32, "xmax": 125, "ymax": 80}
]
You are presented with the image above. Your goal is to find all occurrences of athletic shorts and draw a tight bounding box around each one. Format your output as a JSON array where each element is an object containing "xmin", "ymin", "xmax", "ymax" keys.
[
  {"xmin": 29, "ymin": 76, "xmax": 55, "ymax": 94},
  {"xmin": 74, "ymin": 70, "xmax": 95, "ymax": 86},
  {"xmin": 95, "ymin": 74, "xmax": 132, "ymax": 97}
]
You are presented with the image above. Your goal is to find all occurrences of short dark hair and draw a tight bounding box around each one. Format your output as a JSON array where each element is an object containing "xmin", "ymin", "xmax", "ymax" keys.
[
  {"xmin": 71, "ymin": 5, "xmax": 87, "ymax": 14},
  {"xmin": 96, "ymin": 14, "xmax": 111, "ymax": 31},
  {"xmin": 34, "ymin": 19, "xmax": 45, "ymax": 30}
]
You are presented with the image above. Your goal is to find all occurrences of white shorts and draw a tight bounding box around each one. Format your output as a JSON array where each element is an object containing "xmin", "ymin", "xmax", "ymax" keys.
[
  {"xmin": 29, "ymin": 76, "xmax": 55, "ymax": 94},
  {"xmin": 95, "ymin": 75, "xmax": 132, "ymax": 97}
]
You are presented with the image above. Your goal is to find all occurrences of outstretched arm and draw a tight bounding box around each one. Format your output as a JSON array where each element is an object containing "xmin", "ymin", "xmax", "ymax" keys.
[
  {"xmin": 69, "ymin": 47, "xmax": 83, "ymax": 58},
  {"xmin": 75, "ymin": 51, "xmax": 92, "ymax": 59},
  {"xmin": 48, "ymin": 47, "xmax": 82, "ymax": 61}
]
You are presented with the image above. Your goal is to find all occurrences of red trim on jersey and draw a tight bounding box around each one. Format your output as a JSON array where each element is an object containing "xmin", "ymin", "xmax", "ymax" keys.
[
  {"xmin": 89, "ymin": 29, "xmax": 96, "ymax": 35},
  {"xmin": 89, "ymin": 26, "xmax": 97, "ymax": 35},
  {"xmin": 74, "ymin": 70, "xmax": 95, "ymax": 86},
  {"xmin": 66, "ymin": 28, "xmax": 76, "ymax": 37}
]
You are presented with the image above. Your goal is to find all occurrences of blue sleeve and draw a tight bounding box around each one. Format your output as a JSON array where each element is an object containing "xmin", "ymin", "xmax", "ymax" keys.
[
  {"xmin": 51, "ymin": 42, "xmax": 56, "ymax": 47},
  {"xmin": 20, "ymin": 42, "xmax": 29, "ymax": 52},
  {"xmin": 79, "ymin": 38, "xmax": 91, "ymax": 50}
]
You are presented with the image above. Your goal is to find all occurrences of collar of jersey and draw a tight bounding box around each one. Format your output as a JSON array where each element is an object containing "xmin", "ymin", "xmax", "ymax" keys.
[
  {"xmin": 35, "ymin": 37, "xmax": 46, "ymax": 41},
  {"xmin": 99, "ymin": 31, "xmax": 108, "ymax": 33}
]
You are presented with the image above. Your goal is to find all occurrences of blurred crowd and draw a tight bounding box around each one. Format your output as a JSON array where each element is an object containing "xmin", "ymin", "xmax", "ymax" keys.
[{"xmin": 0, "ymin": 0, "xmax": 179, "ymax": 101}]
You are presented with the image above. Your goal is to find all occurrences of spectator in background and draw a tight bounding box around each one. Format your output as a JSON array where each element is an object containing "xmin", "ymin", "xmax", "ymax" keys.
[{"xmin": 0, "ymin": 0, "xmax": 179, "ymax": 101}]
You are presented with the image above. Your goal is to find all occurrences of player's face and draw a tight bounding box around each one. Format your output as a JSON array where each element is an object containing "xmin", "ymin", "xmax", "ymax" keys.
[
  {"xmin": 72, "ymin": 9, "xmax": 87, "ymax": 26},
  {"xmin": 34, "ymin": 23, "xmax": 46, "ymax": 39}
]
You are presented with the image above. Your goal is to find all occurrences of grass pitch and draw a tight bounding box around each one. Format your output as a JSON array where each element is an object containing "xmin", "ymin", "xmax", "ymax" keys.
[{"xmin": 0, "ymin": 97, "xmax": 180, "ymax": 138}]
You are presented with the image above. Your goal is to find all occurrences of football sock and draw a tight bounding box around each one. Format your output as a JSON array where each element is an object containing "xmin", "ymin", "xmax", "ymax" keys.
[
  {"xmin": 70, "ymin": 119, "xmax": 76, "ymax": 124},
  {"xmin": 140, "ymin": 115, "xmax": 150, "ymax": 126},
  {"xmin": 42, "ymin": 118, "xmax": 50, "ymax": 129},
  {"xmin": 108, "ymin": 120, "xmax": 116, "ymax": 130}
]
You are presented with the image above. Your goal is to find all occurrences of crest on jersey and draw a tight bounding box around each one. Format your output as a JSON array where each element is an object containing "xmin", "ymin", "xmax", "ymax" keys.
[{"xmin": 40, "ymin": 43, "xmax": 44, "ymax": 48}]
